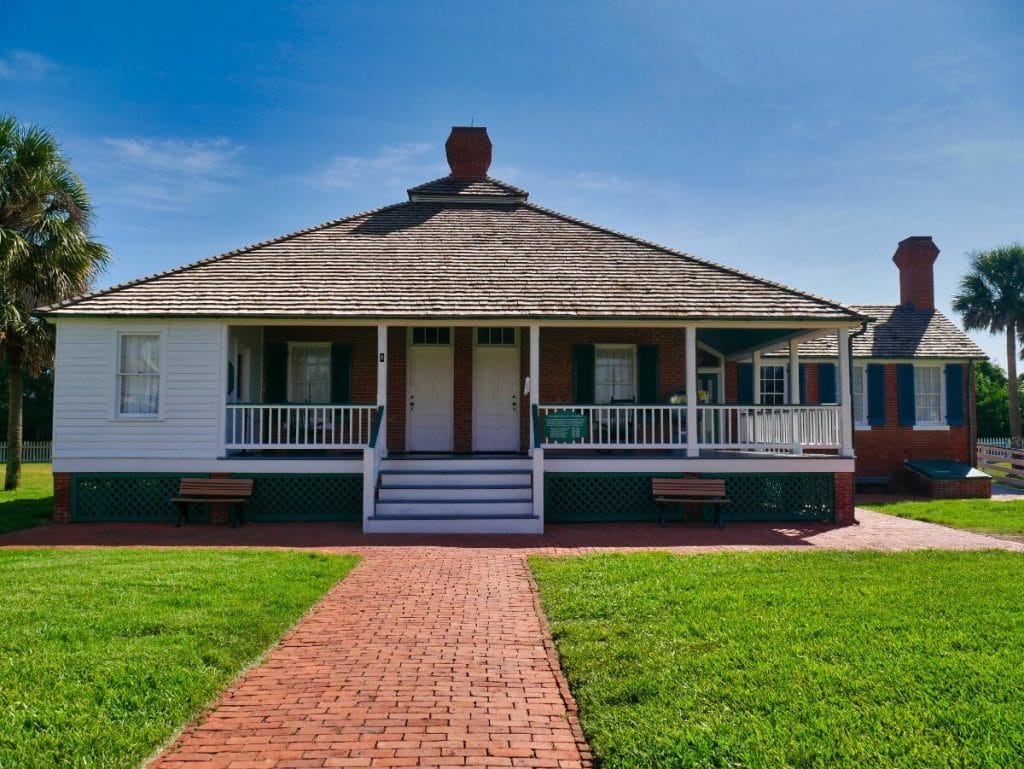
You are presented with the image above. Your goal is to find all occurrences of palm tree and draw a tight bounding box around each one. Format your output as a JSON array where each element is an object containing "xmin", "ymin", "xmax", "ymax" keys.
[
  {"xmin": 953, "ymin": 244, "xmax": 1024, "ymax": 448},
  {"xmin": 0, "ymin": 116, "xmax": 110, "ymax": 489}
]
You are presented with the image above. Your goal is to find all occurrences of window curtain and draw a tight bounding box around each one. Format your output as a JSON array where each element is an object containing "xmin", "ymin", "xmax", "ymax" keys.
[{"xmin": 119, "ymin": 335, "xmax": 160, "ymax": 414}]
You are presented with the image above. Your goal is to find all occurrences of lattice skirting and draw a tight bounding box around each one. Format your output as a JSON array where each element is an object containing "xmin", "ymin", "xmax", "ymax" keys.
[
  {"xmin": 71, "ymin": 473, "xmax": 363, "ymax": 523},
  {"xmin": 545, "ymin": 472, "xmax": 835, "ymax": 523},
  {"xmin": 230, "ymin": 474, "xmax": 362, "ymax": 521}
]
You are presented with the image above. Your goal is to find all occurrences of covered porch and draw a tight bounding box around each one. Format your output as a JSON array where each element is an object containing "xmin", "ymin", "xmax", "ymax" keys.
[{"xmin": 221, "ymin": 321, "xmax": 855, "ymax": 458}]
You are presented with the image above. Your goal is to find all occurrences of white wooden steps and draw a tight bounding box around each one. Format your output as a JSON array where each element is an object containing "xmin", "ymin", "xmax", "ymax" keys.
[{"xmin": 364, "ymin": 455, "xmax": 541, "ymax": 534}]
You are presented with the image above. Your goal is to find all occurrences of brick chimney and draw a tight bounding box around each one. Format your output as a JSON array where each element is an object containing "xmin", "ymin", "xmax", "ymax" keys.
[
  {"xmin": 445, "ymin": 127, "xmax": 491, "ymax": 178},
  {"xmin": 892, "ymin": 235, "xmax": 939, "ymax": 311}
]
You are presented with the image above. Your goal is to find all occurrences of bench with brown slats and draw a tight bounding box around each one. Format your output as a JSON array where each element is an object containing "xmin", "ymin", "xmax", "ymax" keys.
[
  {"xmin": 171, "ymin": 478, "xmax": 253, "ymax": 528},
  {"xmin": 652, "ymin": 478, "xmax": 730, "ymax": 528}
]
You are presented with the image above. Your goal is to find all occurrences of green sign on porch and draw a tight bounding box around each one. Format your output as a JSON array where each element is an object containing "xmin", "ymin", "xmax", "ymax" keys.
[{"xmin": 543, "ymin": 411, "xmax": 589, "ymax": 442}]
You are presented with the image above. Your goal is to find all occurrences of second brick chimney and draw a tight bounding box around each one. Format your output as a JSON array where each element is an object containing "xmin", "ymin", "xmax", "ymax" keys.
[
  {"xmin": 892, "ymin": 236, "xmax": 939, "ymax": 311},
  {"xmin": 445, "ymin": 127, "xmax": 492, "ymax": 179}
]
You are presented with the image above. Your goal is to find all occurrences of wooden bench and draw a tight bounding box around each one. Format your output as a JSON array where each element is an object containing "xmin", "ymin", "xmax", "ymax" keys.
[
  {"xmin": 172, "ymin": 478, "xmax": 253, "ymax": 528},
  {"xmin": 652, "ymin": 478, "xmax": 730, "ymax": 528},
  {"xmin": 854, "ymin": 475, "xmax": 892, "ymax": 493}
]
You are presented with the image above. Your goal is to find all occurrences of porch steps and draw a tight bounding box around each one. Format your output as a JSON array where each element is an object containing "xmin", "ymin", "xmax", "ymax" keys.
[{"xmin": 366, "ymin": 455, "xmax": 541, "ymax": 534}]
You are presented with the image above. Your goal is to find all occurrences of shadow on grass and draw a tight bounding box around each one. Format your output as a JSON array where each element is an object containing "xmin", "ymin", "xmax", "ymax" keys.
[{"xmin": 0, "ymin": 495, "xmax": 53, "ymax": 535}]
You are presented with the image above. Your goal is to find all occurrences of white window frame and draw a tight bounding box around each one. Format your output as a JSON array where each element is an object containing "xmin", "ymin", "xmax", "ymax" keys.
[
  {"xmin": 595, "ymin": 344, "xmax": 637, "ymax": 404},
  {"xmin": 913, "ymin": 364, "xmax": 946, "ymax": 429},
  {"xmin": 758, "ymin": 364, "xmax": 787, "ymax": 406},
  {"xmin": 287, "ymin": 342, "xmax": 331, "ymax": 404},
  {"xmin": 114, "ymin": 331, "xmax": 165, "ymax": 419}
]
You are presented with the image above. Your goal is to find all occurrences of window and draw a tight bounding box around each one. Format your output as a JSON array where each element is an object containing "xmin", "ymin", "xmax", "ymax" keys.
[
  {"xmin": 411, "ymin": 327, "xmax": 451, "ymax": 345},
  {"xmin": 118, "ymin": 333, "xmax": 161, "ymax": 416},
  {"xmin": 759, "ymin": 365, "xmax": 786, "ymax": 406},
  {"xmin": 288, "ymin": 344, "xmax": 330, "ymax": 403},
  {"xmin": 852, "ymin": 365, "xmax": 866, "ymax": 424},
  {"xmin": 477, "ymin": 327, "xmax": 516, "ymax": 345},
  {"xmin": 595, "ymin": 345, "xmax": 636, "ymax": 403},
  {"xmin": 915, "ymin": 365, "xmax": 943, "ymax": 424}
]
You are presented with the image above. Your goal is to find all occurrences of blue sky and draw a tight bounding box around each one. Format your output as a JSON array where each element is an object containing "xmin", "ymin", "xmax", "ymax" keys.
[{"xmin": 2, "ymin": 1, "xmax": 1022, "ymax": 365}]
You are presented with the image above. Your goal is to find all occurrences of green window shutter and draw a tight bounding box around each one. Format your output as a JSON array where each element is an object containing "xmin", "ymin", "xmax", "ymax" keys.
[
  {"xmin": 330, "ymin": 344, "xmax": 353, "ymax": 404},
  {"xmin": 866, "ymin": 363, "xmax": 885, "ymax": 425},
  {"xmin": 637, "ymin": 345, "xmax": 659, "ymax": 404},
  {"xmin": 265, "ymin": 342, "xmax": 289, "ymax": 403},
  {"xmin": 798, "ymin": 364, "xmax": 807, "ymax": 404},
  {"xmin": 738, "ymin": 363, "xmax": 753, "ymax": 404},
  {"xmin": 897, "ymin": 364, "xmax": 916, "ymax": 426},
  {"xmin": 945, "ymin": 363, "xmax": 964, "ymax": 426},
  {"xmin": 818, "ymin": 363, "xmax": 837, "ymax": 403},
  {"xmin": 572, "ymin": 345, "xmax": 595, "ymax": 404}
]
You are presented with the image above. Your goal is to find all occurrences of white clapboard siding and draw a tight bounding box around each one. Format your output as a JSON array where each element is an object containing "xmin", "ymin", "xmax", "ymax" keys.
[{"xmin": 52, "ymin": 319, "xmax": 225, "ymax": 460}]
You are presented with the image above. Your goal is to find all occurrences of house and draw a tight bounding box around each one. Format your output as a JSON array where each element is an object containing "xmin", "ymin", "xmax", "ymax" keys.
[
  {"xmin": 765, "ymin": 236, "xmax": 987, "ymax": 496},
  {"xmin": 44, "ymin": 126, "xmax": 902, "ymax": 532}
]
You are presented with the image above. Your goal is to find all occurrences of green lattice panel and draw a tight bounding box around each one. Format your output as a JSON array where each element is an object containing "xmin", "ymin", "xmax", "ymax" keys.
[
  {"xmin": 72, "ymin": 474, "xmax": 206, "ymax": 522},
  {"xmin": 231, "ymin": 474, "xmax": 362, "ymax": 521},
  {"xmin": 704, "ymin": 473, "xmax": 834, "ymax": 522},
  {"xmin": 545, "ymin": 472, "xmax": 834, "ymax": 523},
  {"xmin": 545, "ymin": 473, "xmax": 683, "ymax": 523}
]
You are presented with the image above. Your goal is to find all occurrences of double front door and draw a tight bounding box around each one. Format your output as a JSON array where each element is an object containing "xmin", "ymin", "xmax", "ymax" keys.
[{"xmin": 405, "ymin": 328, "xmax": 520, "ymax": 452}]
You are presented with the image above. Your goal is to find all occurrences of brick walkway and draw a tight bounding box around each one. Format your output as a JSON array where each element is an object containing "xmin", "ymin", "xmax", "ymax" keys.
[{"xmin": 3, "ymin": 511, "xmax": 1021, "ymax": 769}]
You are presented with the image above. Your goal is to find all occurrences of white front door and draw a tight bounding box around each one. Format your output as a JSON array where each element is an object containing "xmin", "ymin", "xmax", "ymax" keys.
[
  {"xmin": 407, "ymin": 343, "xmax": 454, "ymax": 451},
  {"xmin": 473, "ymin": 345, "xmax": 520, "ymax": 452}
]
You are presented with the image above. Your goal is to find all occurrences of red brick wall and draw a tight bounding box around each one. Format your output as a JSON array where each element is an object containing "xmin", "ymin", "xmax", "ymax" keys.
[
  {"xmin": 538, "ymin": 328, "xmax": 686, "ymax": 403},
  {"xmin": 53, "ymin": 472, "xmax": 71, "ymax": 523},
  {"xmin": 909, "ymin": 475, "xmax": 990, "ymax": 499},
  {"xmin": 834, "ymin": 471, "xmax": 855, "ymax": 525},
  {"xmin": 454, "ymin": 328, "xmax": 473, "ymax": 453},
  {"xmin": 853, "ymin": 363, "xmax": 972, "ymax": 487},
  {"xmin": 264, "ymin": 326, "xmax": 377, "ymax": 403},
  {"xmin": 386, "ymin": 327, "xmax": 407, "ymax": 451}
]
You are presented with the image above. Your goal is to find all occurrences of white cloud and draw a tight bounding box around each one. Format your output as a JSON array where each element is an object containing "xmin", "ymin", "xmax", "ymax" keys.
[
  {"xmin": 0, "ymin": 50, "xmax": 58, "ymax": 80},
  {"xmin": 569, "ymin": 171, "xmax": 632, "ymax": 193},
  {"xmin": 94, "ymin": 137, "xmax": 245, "ymax": 210},
  {"xmin": 311, "ymin": 143, "xmax": 444, "ymax": 191}
]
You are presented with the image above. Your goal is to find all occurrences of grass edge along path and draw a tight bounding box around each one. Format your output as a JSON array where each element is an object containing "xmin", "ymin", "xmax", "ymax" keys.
[
  {"xmin": 864, "ymin": 497, "xmax": 1024, "ymax": 538},
  {"xmin": 0, "ymin": 548, "xmax": 358, "ymax": 769},
  {"xmin": 531, "ymin": 550, "xmax": 1024, "ymax": 769}
]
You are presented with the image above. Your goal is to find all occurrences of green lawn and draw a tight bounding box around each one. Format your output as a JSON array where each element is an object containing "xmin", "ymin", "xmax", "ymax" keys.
[
  {"xmin": 0, "ymin": 464, "xmax": 53, "ymax": 534},
  {"xmin": 531, "ymin": 550, "xmax": 1024, "ymax": 769},
  {"xmin": 865, "ymin": 498, "xmax": 1024, "ymax": 537},
  {"xmin": 0, "ymin": 549, "xmax": 357, "ymax": 768}
]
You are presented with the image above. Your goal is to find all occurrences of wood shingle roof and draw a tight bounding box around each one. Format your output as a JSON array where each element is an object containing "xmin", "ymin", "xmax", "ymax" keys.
[
  {"xmin": 771, "ymin": 305, "xmax": 986, "ymax": 359},
  {"xmin": 42, "ymin": 176, "xmax": 865, "ymax": 323}
]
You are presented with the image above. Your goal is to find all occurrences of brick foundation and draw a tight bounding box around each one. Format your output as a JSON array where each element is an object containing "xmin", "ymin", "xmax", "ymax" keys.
[
  {"xmin": 53, "ymin": 472, "xmax": 72, "ymax": 523},
  {"xmin": 909, "ymin": 474, "xmax": 991, "ymax": 499},
  {"xmin": 834, "ymin": 472, "xmax": 856, "ymax": 525}
]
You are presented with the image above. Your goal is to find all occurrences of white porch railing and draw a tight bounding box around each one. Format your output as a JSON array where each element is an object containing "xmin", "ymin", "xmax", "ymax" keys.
[
  {"xmin": 537, "ymin": 404, "xmax": 841, "ymax": 452},
  {"xmin": 225, "ymin": 404, "xmax": 378, "ymax": 449}
]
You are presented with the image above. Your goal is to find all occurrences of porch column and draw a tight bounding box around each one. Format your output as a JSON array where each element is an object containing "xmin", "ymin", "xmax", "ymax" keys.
[
  {"xmin": 529, "ymin": 325, "xmax": 540, "ymax": 455},
  {"xmin": 377, "ymin": 324, "xmax": 388, "ymax": 457},
  {"xmin": 788, "ymin": 340, "xmax": 800, "ymax": 405},
  {"xmin": 752, "ymin": 351, "xmax": 762, "ymax": 404},
  {"xmin": 685, "ymin": 326, "xmax": 698, "ymax": 457},
  {"xmin": 837, "ymin": 328, "xmax": 854, "ymax": 456}
]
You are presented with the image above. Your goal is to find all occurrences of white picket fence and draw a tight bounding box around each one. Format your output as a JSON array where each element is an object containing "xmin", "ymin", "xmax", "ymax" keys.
[
  {"xmin": 0, "ymin": 441, "xmax": 52, "ymax": 463},
  {"xmin": 978, "ymin": 437, "xmax": 1011, "ymax": 448}
]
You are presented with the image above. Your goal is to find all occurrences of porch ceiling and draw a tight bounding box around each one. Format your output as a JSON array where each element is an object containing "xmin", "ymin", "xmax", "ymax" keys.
[{"xmin": 697, "ymin": 328, "xmax": 806, "ymax": 358}]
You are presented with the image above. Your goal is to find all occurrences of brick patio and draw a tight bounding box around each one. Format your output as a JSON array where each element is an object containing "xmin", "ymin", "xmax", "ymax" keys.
[{"xmin": 2, "ymin": 512, "xmax": 1021, "ymax": 768}]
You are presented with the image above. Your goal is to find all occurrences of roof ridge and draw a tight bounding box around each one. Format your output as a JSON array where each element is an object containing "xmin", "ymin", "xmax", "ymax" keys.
[
  {"xmin": 520, "ymin": 201, "xmax": 864, "ymax": 320},
  {"xmin": 39, "ymin": 201, "xmax": 410, "ymax": 313},
  {"xmin": 407, "ymin": 174, "xmax": 528, "ymax": 198}
]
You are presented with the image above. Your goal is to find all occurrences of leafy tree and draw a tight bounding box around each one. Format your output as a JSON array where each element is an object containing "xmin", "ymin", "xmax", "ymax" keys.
[
  {"xmin": 0, "ymin": 116, "xmax": 109, "ymax": 488},
  {"xmin": 974, "ymin": 359, "xmax": 1009, "ymax": 438},
  {"xmin": 953, "ymin": 244, "xmax": 1024, "ymax": 448}
]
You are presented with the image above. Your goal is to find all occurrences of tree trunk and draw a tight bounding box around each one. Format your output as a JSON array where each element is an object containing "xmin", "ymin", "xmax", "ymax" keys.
[
  {"xmin": 1007, "ymin": 321, "xmax": 1022, "ymax": 449},
  {"xmin": 5, "ymin": 357, "xmax": 23, "ymax": 490}
]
